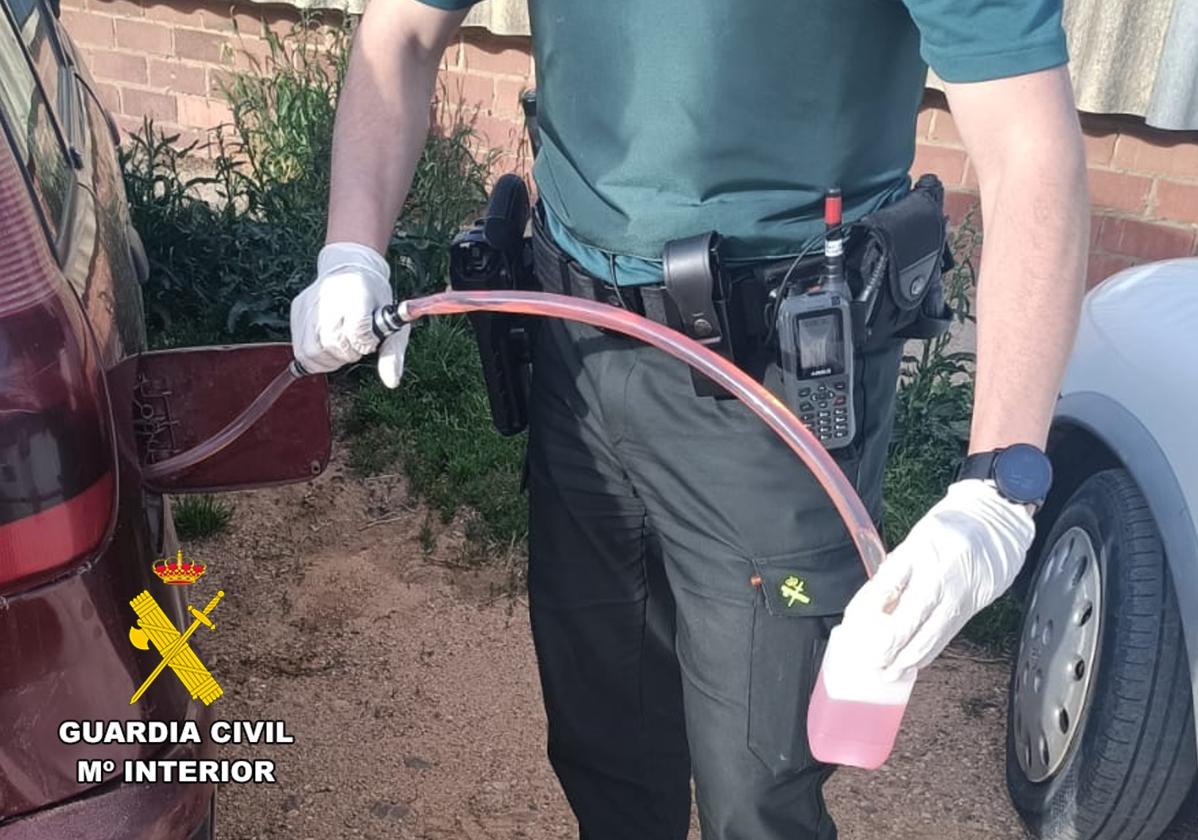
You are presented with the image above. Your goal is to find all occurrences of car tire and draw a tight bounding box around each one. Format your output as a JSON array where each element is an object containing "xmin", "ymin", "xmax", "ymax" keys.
[{"xmin": 1006, "ymin": 468, "xmax": 1197, "ymax": 840}]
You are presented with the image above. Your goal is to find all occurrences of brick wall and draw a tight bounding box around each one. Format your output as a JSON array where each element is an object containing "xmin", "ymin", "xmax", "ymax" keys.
[
  {"xmin": 59, "ymin": 9, "xmax": 1198, "ymax": 282},
  {"xmin": 916, "ymin": 93, "xmax": 1198, "ymax": 286},
  {"xmin": 60, "ymin": 0, "xmax": 314, "ymax": 149},
  {"xmin": 434, "ymin": 29, "xmax": 533, "ymax": 179}
]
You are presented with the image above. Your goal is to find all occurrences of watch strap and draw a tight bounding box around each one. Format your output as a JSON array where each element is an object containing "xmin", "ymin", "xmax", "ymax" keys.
[
  {"xmin": 956, "ymin": 445, "xmax": 1051, "ymax": 510},
  {"xmin": 955, "ymin": 451, "xmax": 998, "ymax": 484}
]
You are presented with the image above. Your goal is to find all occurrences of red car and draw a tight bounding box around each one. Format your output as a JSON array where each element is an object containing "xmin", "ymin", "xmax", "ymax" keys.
[{"xmin": 0, "ymin": 0, "xmax": 330, "ymax": 835}]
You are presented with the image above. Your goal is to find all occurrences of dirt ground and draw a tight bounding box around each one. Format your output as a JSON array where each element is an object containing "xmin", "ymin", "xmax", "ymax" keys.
[{"xmin": 196, "ymin": 451, "xmax": 1031, "ymax": 840}]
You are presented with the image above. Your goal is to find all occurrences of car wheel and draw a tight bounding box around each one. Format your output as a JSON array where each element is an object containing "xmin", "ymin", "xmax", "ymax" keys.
[{"xmin": 1006, "ymin": 468, "xmax": 1196, "ymax": 840}]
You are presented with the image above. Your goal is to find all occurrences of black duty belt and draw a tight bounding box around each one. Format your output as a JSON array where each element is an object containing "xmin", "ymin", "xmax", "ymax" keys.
[{"xmin": 531, "ymin": 210, "xmax": 824, "ymax": 345}]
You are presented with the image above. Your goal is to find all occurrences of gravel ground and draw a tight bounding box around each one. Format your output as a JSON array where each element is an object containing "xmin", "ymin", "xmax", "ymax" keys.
[{"xmin": 196, "ymin": 454, "xmax": 1032, "ymax": 840}]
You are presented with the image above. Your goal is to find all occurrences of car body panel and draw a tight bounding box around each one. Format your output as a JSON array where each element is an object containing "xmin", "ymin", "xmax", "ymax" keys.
[
  {"xmin": 1, "ymin": 0, "xmax": 327, "ymax": 831},
  {"xmin": 134, "ymin": 344, "xmax": 332, "ymax": 494},
  {"xmin": 0, "ymin": 738, "xmax": 214, "ymax": 840},
  {"xmin": 0, "ymin": 44, "xmax": 205, "ymax": 820},
  {"xmin": 1053, "ymin": 257, "xmax": 1198, "ymax": 756}
]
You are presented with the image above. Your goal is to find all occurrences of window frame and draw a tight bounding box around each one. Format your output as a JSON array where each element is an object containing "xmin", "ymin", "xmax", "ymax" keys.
[{"xmin": 0, "ymin": 0, "xmax": 81, "ymax": 260}]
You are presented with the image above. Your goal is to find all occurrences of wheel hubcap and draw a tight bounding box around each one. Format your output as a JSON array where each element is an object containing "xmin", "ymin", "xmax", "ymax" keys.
[{"xmin": 1013, "ymin": 526, "xmax": 1102, "ymax": 782}]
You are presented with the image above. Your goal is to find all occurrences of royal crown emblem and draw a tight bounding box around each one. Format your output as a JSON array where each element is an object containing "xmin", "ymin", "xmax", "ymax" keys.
[{"xmin": 153, "ymin": 549, "xmax": 206, "ymax": 585}]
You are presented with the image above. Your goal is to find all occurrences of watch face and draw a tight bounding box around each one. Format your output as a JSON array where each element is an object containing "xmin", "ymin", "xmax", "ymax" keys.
[{"xmin": 995, "ymin": 444, "xmax": 1054, "ymax": 504}]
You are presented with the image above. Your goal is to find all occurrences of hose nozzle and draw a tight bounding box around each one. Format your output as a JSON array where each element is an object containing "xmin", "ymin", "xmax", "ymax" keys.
[{"xmin": 372, "ymin": 301, "xmax": 412, "ymax": 341}]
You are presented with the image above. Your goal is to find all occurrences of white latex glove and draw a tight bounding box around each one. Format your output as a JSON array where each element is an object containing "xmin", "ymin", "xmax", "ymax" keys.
[
  {"xmin": 290, "ymin": 242, "xmax": 411, "ymax": 388},
  {"xmin": 839, "ymin": 479, "xmax": 1035, "ymax": 677}
]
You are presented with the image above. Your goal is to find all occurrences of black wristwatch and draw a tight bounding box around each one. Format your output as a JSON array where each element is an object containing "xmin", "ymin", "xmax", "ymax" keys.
[{"xmin": 955, "ymin": 443, "xmax": 1053, "ymax": 512}]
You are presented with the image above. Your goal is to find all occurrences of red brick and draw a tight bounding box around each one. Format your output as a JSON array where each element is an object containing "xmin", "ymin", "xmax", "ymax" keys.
[
  {"xmin": 1100, "ymin": 217, "xmax": 1196, "ymax": 261},
  {"xmin": 494, "ymin": 78, "xmax": 527, "ymax": 118},
  {"xmin": 928, "ymin": 108, "xmax": 962, "ymax": 147},
  {"xmin": 440, "ymin": 40, "xmax": 461, "ymax": 71},
  {"xmin": 915, "ymin": 106, "xmax": 933, "ymax": 140},
  {"xmin": 89, "ymin": 49, "xmax": 146, "ymax": 83},
  {"xmin": 1095, "ymin": 216, "xmax": 1124, "ymax": 253},
  {"xmin": 176, "ymin": 94, "xmax": 233, "ymax": 130},
  {"xmin": 264, "ymin": 8, "xmax": 303, "ymax": 38},
  {"xmin": 112, "ymin": 112, "xmax": 148, "ymax": 136},
  {"xmin": 472, "ymin": 114, "xmax": 520, "ymax": 152},
  {"xmin": 169, "ymin": 127, "xmax": 205, "ymax": 150},
  {"xmin": 1154, "ymin": 180, "xmax": 1198, "ymax": 226},
  {"xmin": 149, "ymin": 59, "xmax": 207, "ymax": 95},
  {"xmin": 114, "ymin": 19, "xmax": 171, "ymax": 54},
  {"xmin": 230, "ymin": 5, "xmax": 299, "ymax": 37},
  {"xmin": 143, "ymin": 0, "xmax": 203, "ymax": 27},
  {"xmin": 207, "ymin": 68, "xmax": 236, "ymax": 97},
  {"xmin": 442, "ymin": 70, "xmax": 494, "ymax": 112},
  {"xmin": 1088, "ymin": 169, "xmax": 1153, "ymax": 214},
  {"xmin": 493, "ymin": 151, "xmax": 531, "ymax": 180},
  {"xmin": 911, "ymin": 143, "xmax": 968, "ymax": 187},
  {"xmin": 121, "ymin": 87, "xmax": 177, "ymax": 122},
  {"xmin": 202, "ymin": 7, "xmax": 238, "ymax": 32},
  {"xmin": 93, "ymin": 0, "xmax": 143, "ymax": 18},
  {"xmin": 461, "ymin": 32, "xmax": 531, "ymax": 77},
  {"xmin": 963, "ymin": 159, "xmax": 979, "ymax": 190},
  {"xmin": 175, "ymin": 28, "xmax": 230, "ymax": 63},
  {"xmin": 1086, "ymin": 253, "xmax": 1136, "ymax": 289},
  {"xmin": 1090, "ymin": 214, "xmax": 1109, "ymax": 248},
  {"xmin": 230, "ymin": 8, "xmax": 263, "ymax": 36},
  {"xmin": 1080, "ymin": 119, "xmax": 1118, "ymax": 167},
  {"xmin": 944, "ymin": 189, "xmax": 980, "ymax": 227},
  {"xmin": 92, "ymin": 80, "xmax": 121, "ymax": 113},
  {"xmin": 231, "ymin": 36, "xmax": 271, "ymax": 72},
  {"xmin": 1113, "ymin": 133, "xmax": 1198, "ymax": 179},
  {"xmin": 61, "ymin": 10, "xmax": 114, "ymax": 47}
]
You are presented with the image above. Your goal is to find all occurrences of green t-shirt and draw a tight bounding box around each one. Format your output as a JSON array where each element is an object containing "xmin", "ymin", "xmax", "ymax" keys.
[{"xmin": 419, "ymin": 0, "xmax": 1067, "ymax": 285}]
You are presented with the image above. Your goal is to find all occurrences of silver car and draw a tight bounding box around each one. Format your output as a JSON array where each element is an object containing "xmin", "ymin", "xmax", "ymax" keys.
[{"xmin": 1006, "ymin": 257, "xmax": 1198, "ymax": 840}]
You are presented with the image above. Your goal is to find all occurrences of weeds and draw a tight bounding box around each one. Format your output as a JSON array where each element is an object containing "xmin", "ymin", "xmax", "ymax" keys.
[
  {"xmin": 122, "ymin": 18, "xmax": 490, "ymax": 348},
  {"xmin": 173, "ymin": 495, "xmax": 234, "ymax": 540},
  {"xmin": 882, "ymin": 210, "xmax": 980, "ymax": 545},
  {"xmin": 346, "ymin": 317, "xmax": 527, "ymax": 547},
  {"xmin": 878, "ymin": 209, "xmax": 1021, "ymax": 652}
]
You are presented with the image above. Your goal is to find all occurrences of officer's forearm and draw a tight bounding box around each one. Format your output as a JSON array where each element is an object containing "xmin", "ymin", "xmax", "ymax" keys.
[
  {"xmin": 325, "ymin": 1, "xmax": 467, "ymax": 252},
  {"xmin": 946, "ymin": 68, "xmax": 1089, "ymax": 453}
]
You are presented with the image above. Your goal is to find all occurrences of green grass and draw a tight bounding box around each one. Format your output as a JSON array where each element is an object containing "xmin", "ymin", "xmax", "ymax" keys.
[
  {"xmin": 346, "ymin": 317, "xmax": 528, "ymax": 547},
  {"xmin": 172, "ymin": 495, "xmax": 235, "ymax": 540}
]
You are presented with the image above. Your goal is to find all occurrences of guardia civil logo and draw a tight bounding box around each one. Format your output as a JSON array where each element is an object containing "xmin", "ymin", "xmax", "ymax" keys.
[
  {"xmin": 780, "ymin": 575, "xmax": 811, "ymax": 608},
  {"xmin": 127, "ymin": 549, "xmax": 224, "ymax": 706}
]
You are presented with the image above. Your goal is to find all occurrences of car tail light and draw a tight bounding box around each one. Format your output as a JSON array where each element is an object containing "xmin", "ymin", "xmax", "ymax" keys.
[{"xmin": 0, "ymin": 148, "xmax": 116, "ymax": 592}]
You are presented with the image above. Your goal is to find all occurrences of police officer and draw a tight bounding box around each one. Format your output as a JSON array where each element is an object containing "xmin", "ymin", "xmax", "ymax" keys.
[{"xmin": 290, "ymin": 0, "xmax": 1088, "ymax": 836}]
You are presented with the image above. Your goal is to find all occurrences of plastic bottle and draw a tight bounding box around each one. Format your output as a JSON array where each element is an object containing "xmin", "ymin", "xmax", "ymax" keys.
[{"xmin": 807, "ymin": 624, "xmax": 916, "ymax": 769}]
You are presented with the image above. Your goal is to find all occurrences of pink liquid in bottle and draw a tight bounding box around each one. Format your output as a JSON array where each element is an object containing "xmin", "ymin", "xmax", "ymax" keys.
[{"xmin": 807, "ymin": 625, "xmax": 916, "ymax": 770}]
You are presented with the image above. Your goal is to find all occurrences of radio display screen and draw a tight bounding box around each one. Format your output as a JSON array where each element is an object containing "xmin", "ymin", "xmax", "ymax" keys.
[{"xmin": 796, "ymin": 311, "xmax": 845, "ymax": 378}]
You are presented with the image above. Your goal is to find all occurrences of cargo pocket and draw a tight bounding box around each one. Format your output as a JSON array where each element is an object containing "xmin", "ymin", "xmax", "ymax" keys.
[{"xmin": 746, "ymin": 545, "xmax": 864, "ymax": 775}]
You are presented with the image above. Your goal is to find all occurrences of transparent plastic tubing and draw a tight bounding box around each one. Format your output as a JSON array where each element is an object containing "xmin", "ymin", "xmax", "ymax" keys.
[
  {"xmin": 141, "ymin": 361, "xmax": 304, "ymax": 483},
  {"xmin": 402, "ymin": 290, "xmax": 886, "ymax": 577},
  {"xmin": 141, "ymin": 289, "xmax": 886, "ymax": 580}
]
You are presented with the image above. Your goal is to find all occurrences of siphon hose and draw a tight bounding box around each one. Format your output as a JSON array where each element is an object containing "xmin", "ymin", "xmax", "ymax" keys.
[
  {"xmin": 142, "ymin": 291, "xmax": 886, "ymax": 578},
  {"xmin": 403, "ymin": 291, "xmax": 886, "ymax": 577}
]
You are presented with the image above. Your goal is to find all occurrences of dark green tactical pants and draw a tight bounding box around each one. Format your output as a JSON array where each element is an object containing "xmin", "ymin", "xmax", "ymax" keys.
[{"xmin": 526, "ymin": 305, "xmax": 903, "ymax": 839}]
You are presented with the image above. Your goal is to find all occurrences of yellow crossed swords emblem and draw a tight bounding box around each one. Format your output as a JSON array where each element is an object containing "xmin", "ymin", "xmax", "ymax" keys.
[
  {"xmin": 779, "ymin": 575, "xmax": 811, "ymax": 608},
  {"xmin": 128, "ymin": 590, "xmax": 224, "ymax": 705}
]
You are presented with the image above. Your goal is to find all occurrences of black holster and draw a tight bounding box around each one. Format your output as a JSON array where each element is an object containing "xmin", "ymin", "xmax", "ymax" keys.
[
  {"xmin": 449, "ymin": 173, "xmax": 537, "ymax": 436},
  {"xmin": 848, "ymin": 174, "xmax": 955, "ymax": 349}
]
